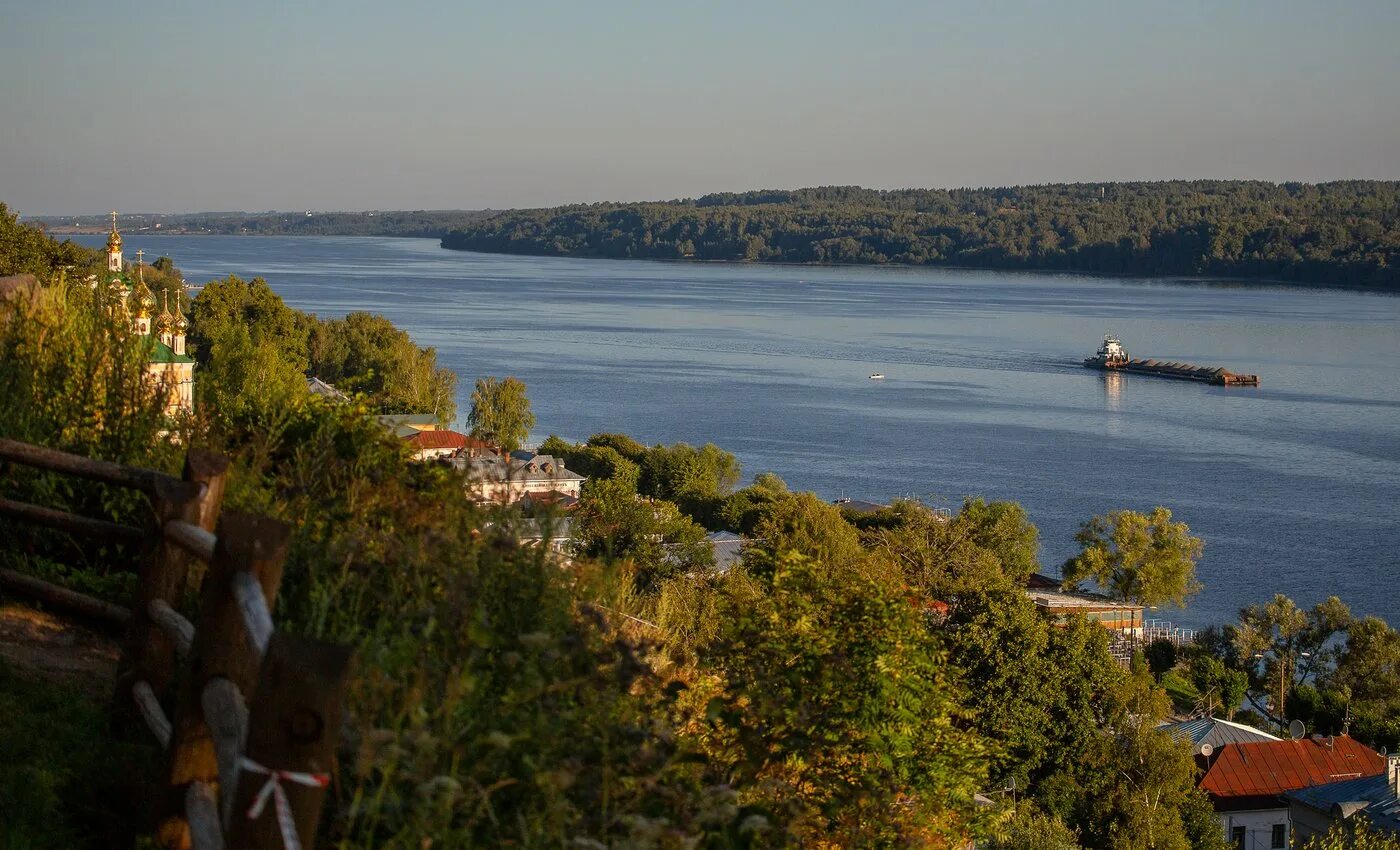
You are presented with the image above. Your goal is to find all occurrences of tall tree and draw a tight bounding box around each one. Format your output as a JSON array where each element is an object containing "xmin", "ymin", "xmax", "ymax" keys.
[
  {"xmin": 1062, "ymin": 507, "xmax": 1204, "ymax": 608},
  {"xmin": 467, "ymin": 376, "xmax": 535, "ymax": 453}
]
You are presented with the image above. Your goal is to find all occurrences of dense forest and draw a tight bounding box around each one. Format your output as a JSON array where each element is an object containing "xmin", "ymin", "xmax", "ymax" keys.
[
  {"xmin": 441, "ymin": 181, "xmax": 1400, "ymax": 289},
  {"xmin": 32, "ymin": 209, "xmax": 492, "ymax": 238}
]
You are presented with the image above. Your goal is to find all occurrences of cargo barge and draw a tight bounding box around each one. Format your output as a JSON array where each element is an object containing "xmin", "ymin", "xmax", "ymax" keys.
[{"xmin": 1084, "ymin": 335, "xmax": 1259, "ymax": 386}]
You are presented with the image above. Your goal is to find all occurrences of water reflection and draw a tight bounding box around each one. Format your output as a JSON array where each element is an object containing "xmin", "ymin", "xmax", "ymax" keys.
[{"xmin": 1103, "ymin": 371, "xmax": 1124, "ymax": 413}]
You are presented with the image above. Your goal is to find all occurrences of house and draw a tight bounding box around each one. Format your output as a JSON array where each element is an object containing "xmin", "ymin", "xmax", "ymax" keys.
[
  {"xmin": 1285, "ymin": 755, "xmax": 1400, "ymax": 845},
  {"xmin": 306, "ymin": 376, "xmax": 348, "ymax": 401},
  {"xmin": 516, "ymin": 516, "xmax": 575, "ymax": 557},
  {"xmin": 454, "ymin": 451, "xmax": 586, "ymax": 504},
  {"xmin": 705, "ymin": 531, "xmax": 745, "ymax": 573},
  {"xmin": 1160, "ymin": 717, "xmax": 1281, "ymax": 751},
  {"xmin": 1198, "ymin": 735, "xmax": 1385, "ymax": 850},
  {"xmin": 1023, "ymin": 574, "xmax": 1145, "ymax": 636},
  {"xmin": 400, "ymin": 429, "xmax": 493, "ymax": 461},
  {"xmin": 375, "ymin": 413, "xmax": 440, "ymax": 438}
]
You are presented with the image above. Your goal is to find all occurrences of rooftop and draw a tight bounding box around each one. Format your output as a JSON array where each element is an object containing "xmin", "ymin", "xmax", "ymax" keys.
[
  {"xmin": 1200, "ymin": 736, "xmax": 1385, "ymax": 801},
  {"xmin": 1160, "ymin": 717, "xmax": 1281, "ymax": 750},
  {"xmin": 402, "ymin": 429, "xmax": 490, "ymax": 451},
  {"xmin": 1284, "ymin": 764, "xmax": 1400, "ymax": 834}
]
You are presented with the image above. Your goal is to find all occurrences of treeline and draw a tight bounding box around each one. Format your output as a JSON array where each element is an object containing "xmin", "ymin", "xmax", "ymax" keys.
[
  {"xmin": 32, "ymin": 209, "xmax": 492, "ymax": 238},
  {"xmin": 441, "ymin": 181, "xmax": 1400, "ymax": 289}
]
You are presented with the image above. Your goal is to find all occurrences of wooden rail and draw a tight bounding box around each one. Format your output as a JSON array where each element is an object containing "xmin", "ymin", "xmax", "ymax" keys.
[{"xmin": 0, "ymin": 438, "xmax": 352, "ymax": 850}]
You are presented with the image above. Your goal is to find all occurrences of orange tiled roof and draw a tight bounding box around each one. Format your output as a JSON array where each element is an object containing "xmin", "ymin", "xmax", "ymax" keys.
[
  {"xmin": 403, "ymin": 430, "xmax": 492, "ymax": 451},
  {"xmin": 1200, "ymin": 735, "xmax": 1384, "ymax": 800}
]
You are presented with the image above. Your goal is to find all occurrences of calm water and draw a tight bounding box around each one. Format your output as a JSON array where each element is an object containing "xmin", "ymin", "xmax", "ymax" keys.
[{"xmin": 79, "ymin": 234, "xmax": 1400, "ymax": 628}]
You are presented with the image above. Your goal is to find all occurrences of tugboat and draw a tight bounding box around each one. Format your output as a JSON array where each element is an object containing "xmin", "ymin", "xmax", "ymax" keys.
[{"xmin": 1084, "ymin": 334, "xmax": 1259, "ymax": 386}]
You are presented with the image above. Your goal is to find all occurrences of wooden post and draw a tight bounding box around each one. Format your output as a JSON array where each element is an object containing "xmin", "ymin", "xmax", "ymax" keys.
[
  {"xmin": 113, "ymin": 475, "xmax": 203, "ymax": 723},
  {"xmin": 158, "ymin": 511, "xmax": 291, "ymax": 850},
  {"xmin": 114, "ymin": 450, "xmax": 228, "ymax": 715},
  {"xmin": 227, "ymin": 634, "xmax": 351, "ymax": 850}
]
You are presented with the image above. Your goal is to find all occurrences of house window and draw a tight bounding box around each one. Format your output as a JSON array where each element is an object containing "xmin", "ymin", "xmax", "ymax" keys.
[
  {"xmin": 1272, "ymin": 823, "xmax": 1287, "ymax": 848},
  {"xmin": 1231, "ymin": 826, "xmax": 1246, "ymax": 850}
]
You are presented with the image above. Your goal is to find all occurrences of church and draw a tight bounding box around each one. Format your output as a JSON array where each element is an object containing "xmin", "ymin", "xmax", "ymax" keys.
[{"xmin": 99, "ymin": 214, "xmax": 196, "ymax": 416}]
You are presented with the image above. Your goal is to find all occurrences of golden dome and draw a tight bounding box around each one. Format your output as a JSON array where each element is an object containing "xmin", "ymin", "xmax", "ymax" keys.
[
  {"xmin": 154, "ymin": 309, "xmax": 173, "ymax": 333},
  {"xmin": 106, "ymin": 230, "xmax": 122, "ymax": 251},
  {"xmin": 174, "ymin": 312, "xmax": 189, "ymax": 332}
]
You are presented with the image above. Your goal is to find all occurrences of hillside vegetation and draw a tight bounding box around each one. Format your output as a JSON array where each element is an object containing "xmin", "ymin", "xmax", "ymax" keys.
[{"xmin": 442, "ymin": 182, "xmax": 1400, "ymax": 289}]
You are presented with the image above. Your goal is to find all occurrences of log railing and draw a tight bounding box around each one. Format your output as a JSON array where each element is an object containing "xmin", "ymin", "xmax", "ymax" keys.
[{"xmin": 0, "ymin": 437, "xmax": 351, "ymax": 850}]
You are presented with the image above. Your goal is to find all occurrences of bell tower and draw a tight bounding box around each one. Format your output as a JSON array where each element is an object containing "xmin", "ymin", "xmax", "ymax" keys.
[{"xmin": 106, "ymin": 211, "xmax": 123, "ymax": 273}]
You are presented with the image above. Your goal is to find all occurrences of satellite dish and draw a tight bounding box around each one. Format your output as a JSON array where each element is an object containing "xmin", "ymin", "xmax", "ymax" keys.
[
  {"xmin": 1199, "ymin": 743, "xmax": 1214, "ymax": 758},
  {"xmin": 1289, "ymin": 719, "xmax": 1306, "ymax": 740}
]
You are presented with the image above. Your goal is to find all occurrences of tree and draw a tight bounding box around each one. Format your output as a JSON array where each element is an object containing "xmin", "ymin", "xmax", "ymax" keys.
[
  {"xmin": 1145, "ymin": 639, "xmax": 1178, "ymax": 682},
  {"xmin": 468, "ymin": 376, "xmax": 535, "ymax": 453},
  {"xmin": 746, "ymin": 491, "xmax": 864, "ymax": 577},
  {"xmin": 703, "ymin": 552, "xmax": 990, "ymax": 845},
  {"xmin": 1061, "ymin": 507, "xmax": 1204, "ymax": 608},
  {"xmin": 571, "ymin": 476, "xmax": 712, "ymax": 590},
  {"xmin": 1303, "ymin": 820, "xmax": 1400, "ymax": 850},
  {"xmin": 1231, "ymin": 594, "xmax": 1351, "ymax": 727},
  {"xmin": 953, "ymin": 498, "xmax": 1041, "ymax": 585},
  {"xmin": 986, "ymin": 805, "xmax": 1083, "ymax": 850},
  {"xmin": 308, "ymin": 312, "xmax": 456, "ymax": 422},
  {"xmin": 1070, "ymin": 665, "xmax": 1230, "ymax": 850}
]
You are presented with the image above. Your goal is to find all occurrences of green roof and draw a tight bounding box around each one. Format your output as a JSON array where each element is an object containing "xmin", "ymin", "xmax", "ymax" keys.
[{"xmin": 147, "ymin": 338, "xmax": 196, "ymax": 364}]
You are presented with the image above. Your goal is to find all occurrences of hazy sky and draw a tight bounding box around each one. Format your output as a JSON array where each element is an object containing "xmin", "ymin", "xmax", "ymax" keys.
[{"xmin": 3, "ymin": 0, "xmax": 1398, "ymax": 214}]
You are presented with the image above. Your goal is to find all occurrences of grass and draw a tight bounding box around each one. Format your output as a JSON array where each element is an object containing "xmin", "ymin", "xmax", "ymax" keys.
[
  {"xmin": 0, "ymin": 660, "xmax": 158, "ymax": 849},
  {"xmin": 1160, "ymin": 669, "xmax": 1201, "ymax": 716}
]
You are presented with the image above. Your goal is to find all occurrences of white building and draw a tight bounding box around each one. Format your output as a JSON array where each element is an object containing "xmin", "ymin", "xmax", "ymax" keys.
[{"xmin": 454, "ymin": 451, "xmax": 586, "ymax": 504}]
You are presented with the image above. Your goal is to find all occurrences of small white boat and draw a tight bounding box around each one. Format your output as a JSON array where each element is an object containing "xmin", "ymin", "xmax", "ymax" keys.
[{"xmin": 869, "ymin": 373, "xmax": 885, "ymax": 380}]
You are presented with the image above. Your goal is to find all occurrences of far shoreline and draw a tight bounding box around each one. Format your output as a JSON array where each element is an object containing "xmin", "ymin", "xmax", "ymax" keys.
[{"xmin": 54, "ymin": 228, "xmax": 1397, "ymax": 296}]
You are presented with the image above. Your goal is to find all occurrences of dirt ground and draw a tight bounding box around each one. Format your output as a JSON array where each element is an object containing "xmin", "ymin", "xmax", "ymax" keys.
[{"xmin": 0, "ymin": 601, "xmax": 120, "ymax": 695}]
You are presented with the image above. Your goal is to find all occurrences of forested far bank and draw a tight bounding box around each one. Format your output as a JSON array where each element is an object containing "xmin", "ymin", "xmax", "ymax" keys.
[{"xmin": 441, "ymin": 181, "xmax": 1400, "ymax": 290}]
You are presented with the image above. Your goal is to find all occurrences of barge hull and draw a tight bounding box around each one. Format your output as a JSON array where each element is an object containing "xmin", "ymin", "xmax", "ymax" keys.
[{"xmin": 1085, "ymin": 359, "xmax": 1259, "ymax": 386}]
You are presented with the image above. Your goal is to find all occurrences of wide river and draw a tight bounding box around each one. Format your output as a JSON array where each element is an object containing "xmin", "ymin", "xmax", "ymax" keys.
[{"xmin": 79, "ymin": 234, "xmax": 1400, "ymax": 628}]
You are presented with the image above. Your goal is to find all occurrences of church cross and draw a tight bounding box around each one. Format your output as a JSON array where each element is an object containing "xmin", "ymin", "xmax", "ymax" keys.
[{"xmin": 111, "ymin": 211, "xmax": 118, "ymax": 231}]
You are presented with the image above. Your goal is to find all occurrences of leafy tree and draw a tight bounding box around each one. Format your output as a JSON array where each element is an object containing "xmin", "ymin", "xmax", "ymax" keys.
[
  {"xmin": 869, "ymin": 504, "xmax": 1019, "ymax": 599},
  {"xmin": 1231, "ymin": 594, "xmax": 1351, "ymax": 726},
  {"xmin": 308, "ymin": 312, "xmax": 456, "ymax": 421},
  {"xmin": 0, "ymin": 203, "xmax": 97, "ymax": 280},
  {"xmin": 1302, "ymin": 820, "xmax": 1400, "ymax": 850},
  {"xmin": 197, "ymin": 322, "xmax": 308, "ymax": 418},
  {"xmin": 1187, "ymin": 654, "xmax": 1248, "ymax": 720},
  {"xmin": 467, "ymin": 375, "xmax": 535, "ymax": 453},
  {"xmin": 1062, "ymin": 507, "xmax": 1204, "ymax": 608},
  {"xmin": 986, "ymin": 805, "xmax": 1084, "ymax": 850},
  {"xmin": 702, "ymin": 552, "xmax": 990, "ymax": 846},
  {"xmin": 1069, "ymin": 665, "xmax": 1229, "ymax": 850},
  {"xmin": 941, "ymin": 591, "xmax": 1121, "ymax": 791},
  {"xmin": 745, "ymin": 491, "xmax": 864, "ymax": 577},
  {"xmin": 1145, "ymin": 639, "xmax": 1178, "ymax": 681},
  {"xmin": 953, "ymin": 498, "xmax": 1041, "ymax": 584},
  {"xmin": 571, "ymin": 476, "xmax": 712, "ymax": 590},
  {"xmin": 189, "ymin": 275, "xmax": 308, "ymax": 368}
]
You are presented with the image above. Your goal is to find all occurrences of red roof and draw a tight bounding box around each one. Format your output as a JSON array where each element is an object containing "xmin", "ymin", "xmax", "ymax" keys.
[
  {"xmin": 402, "ymin": 430, "xmax": 491, "ymax": 451},
  {"xmin": 1200, "ymin": 735, "xmax": 1384, "ymax": 800}
]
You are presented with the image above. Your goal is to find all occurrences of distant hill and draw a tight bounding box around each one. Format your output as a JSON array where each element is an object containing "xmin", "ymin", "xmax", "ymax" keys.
[
  {"xmin": 32, "ymin": 209, "xmax": 492, "ymax": 238},
  {"xmin": 440, "ymin": 182, "xmax": 1400, "ymax": 289}
]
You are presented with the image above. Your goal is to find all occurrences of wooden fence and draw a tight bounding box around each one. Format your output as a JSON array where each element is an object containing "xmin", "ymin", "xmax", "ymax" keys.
[{"xmin": 0, "ymin": 437, "xmax": 351, "ymax": 850}]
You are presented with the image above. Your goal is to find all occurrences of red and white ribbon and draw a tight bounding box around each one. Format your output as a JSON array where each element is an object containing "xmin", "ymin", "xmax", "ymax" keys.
[{"xmin": 240, "ymin": 756, "xmax": 330, "ymax": 850}]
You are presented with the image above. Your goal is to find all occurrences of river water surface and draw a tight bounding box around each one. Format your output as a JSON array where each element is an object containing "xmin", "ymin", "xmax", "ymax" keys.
[{"xmin": 78, "ymin": 234, "xmax": 1400, "ymax": 628}]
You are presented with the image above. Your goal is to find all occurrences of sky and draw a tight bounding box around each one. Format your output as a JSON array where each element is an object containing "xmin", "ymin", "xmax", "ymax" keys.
[{"xmin": 2, "ymin": 0, "xmax": 1398, "ymax": 215}]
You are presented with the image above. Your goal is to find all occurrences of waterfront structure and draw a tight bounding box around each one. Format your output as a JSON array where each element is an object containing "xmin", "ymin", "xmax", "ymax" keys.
[
  {"xmin": 1198, "ymin": 735, "xmax": 1385, "ymax": 850},
  {"xmin": 401, "ymin": 429, "xmax": 494, "ymax": 461},
  {"xmin": 1024, "ymin": 573, "xmax": 1145, "ymax": 635}
]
